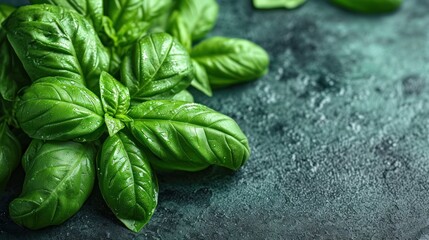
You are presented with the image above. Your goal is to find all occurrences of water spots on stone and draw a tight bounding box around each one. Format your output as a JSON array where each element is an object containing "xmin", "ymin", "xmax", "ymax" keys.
[
  {"xmin": 159, "ymin": 188, "xmax": 213, "ymax": 208},
  {"xmin": 402, "ymin": 74, "xmax": 425, "ymax": 97}
]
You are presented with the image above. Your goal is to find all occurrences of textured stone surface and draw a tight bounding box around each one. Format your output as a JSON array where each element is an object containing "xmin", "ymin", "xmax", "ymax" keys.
[{"xmin": 2, "ymin": 0, "xmax": 429, "ymax": 239}]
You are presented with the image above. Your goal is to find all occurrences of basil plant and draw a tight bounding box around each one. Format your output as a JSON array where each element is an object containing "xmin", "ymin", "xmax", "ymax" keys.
[{"xmin": 0, "ymin": 0, "xmax": 269, "ymax": 232}]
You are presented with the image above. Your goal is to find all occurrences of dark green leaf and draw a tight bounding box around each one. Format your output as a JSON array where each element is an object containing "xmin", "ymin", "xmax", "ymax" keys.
[
  {"xmin": 121, "ymin": 33, "xmax": 193, "ymax": 100},
  {"xmin": 253, "ymin": 0, "xmax": 307, "ymax": 9},
  {"xmin": 0, "ymin": 4, "xmax": 30, "ymax": 101},
  {"xmin": 168, "ymin": 0, "xmax": 218, "ymax": 41},
  {"xmin": 128, "ymin": 100, "xmax": 250, "ymax": 171},
  {"xmin": 3, "ymin": 5, "xmax": 110, "ymax": 93},
  {"xmin": 29, "ymin": 0, "xmax": 104, "ymax": 31},
  {"xmin": 16, "ymin": 77, "xmax": 105, "ymax": 141},
  {"xmin": 10, "ymin": 140, "xmax": 96, "ymax": 230},
  {"xmin": 330, "ymin": 0, "xmax": 402, "ymax": 13},
  {"xmin": 0, "ymin": 121, "xmax": 21, "ymax": 190},
  {"xmin": 98, "ymin": 132, "xmax": 158, "ymax": 232},
  {"xmin": 191, "ymin": 59, "xmax": 212, "ymax": 96},
  {"xmin": 191, "ymin": 37, "xmax": 270, "ymax": 88}
]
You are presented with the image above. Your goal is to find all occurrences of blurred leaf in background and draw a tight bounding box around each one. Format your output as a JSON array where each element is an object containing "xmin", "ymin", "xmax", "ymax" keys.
[
  {"xmin": 330, "ymin": 0, "xmax": 403, "ymax": 13},
  {"xmin": 253, "ymin": 0, "xmax": 307, "ymax": 9}
]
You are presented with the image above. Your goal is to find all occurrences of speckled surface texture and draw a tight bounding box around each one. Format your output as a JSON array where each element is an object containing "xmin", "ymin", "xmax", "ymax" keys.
[{"xmin": 2, "ymin": 0, "xmax": 429, "ymax": 239}]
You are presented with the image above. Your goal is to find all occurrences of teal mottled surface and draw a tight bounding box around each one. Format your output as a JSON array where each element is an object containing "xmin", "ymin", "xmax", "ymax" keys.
[{"xmin": 2, "ymin": 0, "xmax": 429, "ymax": 239}]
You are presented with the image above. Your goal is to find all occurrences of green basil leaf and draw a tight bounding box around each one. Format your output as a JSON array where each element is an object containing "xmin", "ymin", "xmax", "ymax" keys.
[
  {"xmin": 150, "ymin": 90, "xmax": 194, "ymax": 103},
  {"xmin": 191, "ymin": 59, "xmax": 212, "ymax": 97},
  {"xmin": 104, "ymin": 0, "xmax": 141, "ymax": 31},
  {"xmin": 330, "ymin": 0, "xmax": 402, "ymax": 13},
  {"xmin": 253, "ymin": 0, "xmax": 307, "ymax": 9},
  {"xmin": 16, "ymin": 77, "xmax": 105, "ymax": 141},
  {"xmin": 100, "ymin": 71, "xmax": 130, "ymax": 116},
  {"xmin": 191, "ymin": 37, "xmax": 270, "ymax": 88},
  {"xmin": 105, "ymin": 114, "xmax": 125, "ymax": 136},
  {"xmin": 140, "ymin": 0, "xmax": 173, "ymax": 22},
  {"xmin": 0, "ymin": 98, "xmax": 19, "ymax": 128},
  {"xmin": 3, "ymin": 4, "xmax": 110, "ymax": 93},
  {"xmin": 171, "ymin": 90, "xmax": 194, "ymax": 102},
  {"xmin": 0, "ymin": 4, "xmax": 30, "ymax": 101},
  {"xmin": 74, "ymin": 124, "xmax": 106, "ymax": 142},
  {"xmin": 166, "ymin": 11, "xmax": 191, "ymax": 51},
  {"xmin": 169, "ymin": 0, "xmax": 218, "ymax": 41},
  {"xmin": 98, "ymin": 132, "xmax": 158, "ymax": 232},
  {"xmin": 29, "ymin": 0, "xmax": 104, "ymax": 31},
  {"xmin": 21, "ymin": 139, "xmax": 44, "ymax": 173},
  {"xmin": 116, "ymin": 21, "xmax": 150, "ymax": 47},
  {"xmin": 100, "ymin": 72, "xmax": 129, "ymax": 136},
  {"xmin": 0, "ymin": 38, "xmax": 30, "ymax": 101},
  {"xmin": 10, "ymin": 140, "xmax": 96, "ymax": 230},
  {"xmin": 0, "ymin": 121, "xmax": 21, "ymax": 190},
  {"xmin": 121, "ymin": 33, "xmax": 193, "ymax": 100},
  {"xmin": 128, "ymin": 100, "xmax": 250, "ymax": 171}
]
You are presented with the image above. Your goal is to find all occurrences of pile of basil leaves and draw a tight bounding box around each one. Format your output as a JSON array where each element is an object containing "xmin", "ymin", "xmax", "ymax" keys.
[{"xmin": 0, "ymin": 0, "xmax": 270, "ymax": 232}]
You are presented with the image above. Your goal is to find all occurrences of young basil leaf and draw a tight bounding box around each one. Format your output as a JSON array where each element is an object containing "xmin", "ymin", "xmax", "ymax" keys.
[
  {"xmin": 98, "ymin": 131, "xmax": 158, "ymax": 232},
  {"xmin": 253, "ymin": 0, "xmax": 307, "ymax": 9},
  {"xmin": 100, "ymin": 72, "xmax": 130, "ymax": 136},
  {"xmin": 10, "ymin": 141, "xmax": 96, "ymax": 230},
  {"xmin": 191, "ymin": 59, "xmax": 212, "ymax": 97},
  {"xmin": 29, "ymin": 0, "xmax": 104, "ymax": 32},
  {"xmin": 100, "ymin": 71, "xmax": 130, "ymax": 117},
  {"xmin": 128, "ymin": 100, "xmax": 250, "ymax": 171},
  {"xmin": 168, "ymin": 0, "xmax": 219, "ymax": 41},
  {"xmin": 3, "ymin": 4, "xmax": 110, "ymax": 93},
  {"xmin": 105, "ymin": 114, "xmax": 125, "ymax": 136},
  {"xmin": 0, "ymin": 4, "xmax": 30, "ymax": 101},
  {"xmin": 0, "ymin": 121, "xmax": 21, "ymax": 190},
  {"xmin": 121, "ymin": 33, "xmax": 193, "ymax": 100},
  {"xmin": 330, "ymin": 0, "xmax": 402, "ymax": 13},
  {"xmin": 16, "ymin": 77, "xmax": 105, "ymax": 141},
  {"xmin": 191, "ymin": 37, "xmax": 270, "ymax": 88}
]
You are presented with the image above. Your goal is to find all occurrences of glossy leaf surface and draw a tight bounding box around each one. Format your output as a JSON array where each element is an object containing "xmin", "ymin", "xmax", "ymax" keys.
[
  {"xmin": 128, "ymin": 100, "xmax": 250, "ymax": 171},
  {"xmin": 3, "ymin": 5, "xmax": 109, "ymax": 92},
  {"xmin": 10, "ymin": 140, "xmax": 96, "ymax": 230},
  {"xmin": 16, "ymin": 77, "xmax": 104, "ymax": 141},
  {"xmin": 29, "ymin": 0, "xmax": 104, "ymax": 31},
  {"xmin": 192, "ymin": 37, "xmax": 270, "ymax": 88},
  {"xmin": 98, "ymin": 132, "xmax": 158, "ymax": 232},
  {"xmin": 121, "ymin": 33, "xmax": 193, "ymax": 100}
]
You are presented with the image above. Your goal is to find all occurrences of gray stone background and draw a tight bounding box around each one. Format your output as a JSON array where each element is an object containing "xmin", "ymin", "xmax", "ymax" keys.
[{"xmin": 2, "ymin": 0, "xmax": 429, "ymax": 239}]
